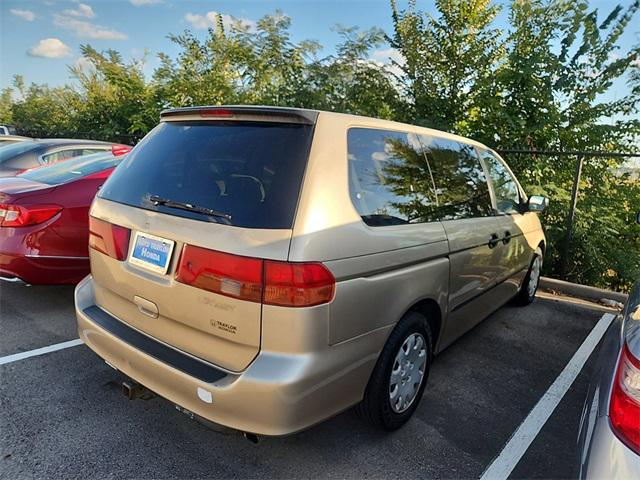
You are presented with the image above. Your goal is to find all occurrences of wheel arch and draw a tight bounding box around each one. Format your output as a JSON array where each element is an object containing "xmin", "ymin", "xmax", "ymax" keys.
[{"xmin": 405, "ymin": 297, "xmax": 443, "ymax": 353}]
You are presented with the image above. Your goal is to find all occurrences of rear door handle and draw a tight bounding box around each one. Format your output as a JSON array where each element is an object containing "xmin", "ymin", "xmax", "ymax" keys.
[
  {"xmin": 488, "ymin": 233, "xmax": 500, "ymax": 249},
  {"xmin": 503, "ymin": 231, "xmax": 512, "ymax": 245}
]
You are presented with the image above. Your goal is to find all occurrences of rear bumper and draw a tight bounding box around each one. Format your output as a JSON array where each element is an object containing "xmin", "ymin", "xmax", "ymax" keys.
[
  {"xmin": 75, "ymin": 275, "xmax": 384, "ymax": 436},
  {"xmin": 580, "ymin": 414, "xmax": 640, "ymax": 478},
  {"xmin": 578, "ymin": 317, "xmax": 640, "ymax": 477},
  {"xmin": 0, "ymin": 251, "xmax": 88, "ymax": 285}
]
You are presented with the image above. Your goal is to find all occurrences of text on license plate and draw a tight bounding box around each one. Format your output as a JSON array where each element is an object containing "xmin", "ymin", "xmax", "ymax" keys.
[{"xmin": 129, "ymin": 231, "xmax": 175, "ymax": 274}]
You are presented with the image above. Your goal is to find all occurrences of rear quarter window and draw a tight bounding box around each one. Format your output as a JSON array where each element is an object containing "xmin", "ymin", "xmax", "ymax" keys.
[
  {"xmin": 99, "ymin": 121, "xmax": 314, "ymax": 229},
  {"xmin": 347, "ymin": 128, "xmax": 439, "ymax": 226}
]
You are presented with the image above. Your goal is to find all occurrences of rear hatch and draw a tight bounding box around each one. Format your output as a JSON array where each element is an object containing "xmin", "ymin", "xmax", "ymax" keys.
[{"xmin": 89, "ymin": 107, "xmax": 317, "ymax": 372}]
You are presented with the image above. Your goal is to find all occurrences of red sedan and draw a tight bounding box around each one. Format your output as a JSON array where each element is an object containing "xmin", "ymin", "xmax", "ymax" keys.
[{"xmin": 0, "ymin": 146, "xmax": 131, "ymax": 284}]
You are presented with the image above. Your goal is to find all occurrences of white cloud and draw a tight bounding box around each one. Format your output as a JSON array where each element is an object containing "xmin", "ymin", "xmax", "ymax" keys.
[
  {"xmin": 63, "ymin": 3, "xmax": 95, "ymax": 19},
  {"xmin": 73, "ymin": 56, "xmax": 95, "ymax": 72},
  {"xmin": 184, "ymin": 13, "xmax": 210, "ymax": 29},
  {"xmin": 370, "ymin": 48, "xmax": 405, "ymax": 66},
  {"xmin": 10, "ymin": 9, "xmax": 35, "ymax": 21},
  {"xmin": 53, "ymin": 14, "xmax": 128, "ymax": 40},
  {"xmin": 28, "ymin": 38, "xmax": 71, "ymax": 58},
  {"xmin": 130, "ymin": 0, "xmax": 162, "ymax": 6},
  {"xmin": 372, "ymin": 151, "xmax": 388, "ymax": 162},
  {"xmin": 185, "ymin": 11, "xmax": 255, "ymax": 31},
  {"xmin": 369, "ymin": 48, "xmax": 405, "ymax": 77}
]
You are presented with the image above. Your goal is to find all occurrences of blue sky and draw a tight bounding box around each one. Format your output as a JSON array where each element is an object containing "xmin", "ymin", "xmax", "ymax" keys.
[{"xmin": 1, "ymin": 0, "xmax": 638, "ymax": 95}]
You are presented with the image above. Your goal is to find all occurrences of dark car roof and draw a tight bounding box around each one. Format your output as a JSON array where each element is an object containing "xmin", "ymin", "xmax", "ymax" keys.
[
  {"xmin": 30, "ymin": 138, "xmax": 113, "ymax": 147},
  {"xmin": 0, "ymin": 139, "xmax": 118, "ymax": 175}
]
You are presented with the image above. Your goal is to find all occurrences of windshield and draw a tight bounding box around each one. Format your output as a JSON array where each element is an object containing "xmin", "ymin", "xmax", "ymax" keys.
[
  {"xmin": 99, "ymin": 121, "xmax": 314, "ymax": 229},
  {"xmin": 0, "ymin": 142, "xmax": 40, "ymax": 164},
  {"xmin": 19, "ymin": 151, "xmax": 121, "ymax": 185}
]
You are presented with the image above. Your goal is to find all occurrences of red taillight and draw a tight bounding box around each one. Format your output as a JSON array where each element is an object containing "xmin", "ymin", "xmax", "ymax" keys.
[
  {"xmin": 0, "ymin": 203, "xmax": 62, "ymax": 227},
  {"xmin": 88, "ymin": 216, "xmax": 131, "ymax": 260},
  {"xmin": 175, "ymin": 245, "xmax": 335, "ymax": 307},
  {"xmin": 609, "ymin": 343, "xmax": 640, "ymax": 454},
  {"xmin": 264, "ymin": 261, "xmax": 335, "ymax": 307},
  {"xmin": 111, "ymin": 144, "xmax": 132, "ymax": 157},
  {"xmin": 175, "ymin": 245, "xmax": 263, "ymax": 302}
]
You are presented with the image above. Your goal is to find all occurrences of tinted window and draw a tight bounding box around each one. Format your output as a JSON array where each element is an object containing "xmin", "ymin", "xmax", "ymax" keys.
[
  {"xmin": 480, "ymin": 150, "xmax": 521, "ymax": 214},
  {"xmin": 41, "ymin": 148, "xmax": 102, "ymax": 164},
  {"xmin": 0, "ymin": 142, "xmax": 40, "ymax": 165},
  {"xmin": 348, "ymin": 128, "xmax": 438, "ymax": 226},
  {"xmin": 418, "ymin": 135, "xmax": 492, "ymax": 220},
  {"xmin": 99, "ymin": 121, "xmax": 313, "ymax": 229},
  {"xmin": 20, "ymin": 151, "xmax": 120, "ymax": 185}
]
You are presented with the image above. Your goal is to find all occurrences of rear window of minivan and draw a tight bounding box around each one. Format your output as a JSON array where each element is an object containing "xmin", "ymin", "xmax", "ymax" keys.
[{"xmin": 99, "ymin": 121, "xmax": 314, "ymax": 229}]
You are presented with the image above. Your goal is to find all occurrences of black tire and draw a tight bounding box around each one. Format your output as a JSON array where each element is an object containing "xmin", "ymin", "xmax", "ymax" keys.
[
  {"xmin": 355, "ymin": 311, "xmax": 433, "ymax": 430},
  {"xmin": 513, "ymin": 248, "xmax": 543, "ymax": 306}
]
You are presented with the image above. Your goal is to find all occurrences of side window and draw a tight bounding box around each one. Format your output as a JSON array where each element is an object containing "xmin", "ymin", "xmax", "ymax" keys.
[
  {"xmin": 347, "ymin": 128, "xmax": 438, "ymax": 226},
  {"xmin": 480, "ymin": 150, "xmax": 521, "ymax": 214},
  {"xmin": 81, "ymin": 148, "xmax": 106, "ymax": 155},
  {"xmin": 418, "ymin": 135, "xmax": 493, "ymax": 220},
  {"xmin": 42, "ymin": 149, "xmax": 87, "ymax": 164},
  {"xmin": 42, "ymin": 150, "xmax": 67, "ymax": 164},
  {"xmin": 41, "ymin": 151, "xmax": 59, "ymax": 164}
]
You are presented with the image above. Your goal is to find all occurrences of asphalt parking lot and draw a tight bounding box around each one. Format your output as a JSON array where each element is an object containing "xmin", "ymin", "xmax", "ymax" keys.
[{"xmin": 0, "ymin": 283, "xmax": 617, "ymax": 479}]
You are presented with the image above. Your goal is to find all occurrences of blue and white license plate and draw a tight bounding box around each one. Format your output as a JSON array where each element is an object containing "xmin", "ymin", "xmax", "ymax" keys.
[{"xmin": 128, "ymin": 231, "xmax": 175, "ymax": 274}]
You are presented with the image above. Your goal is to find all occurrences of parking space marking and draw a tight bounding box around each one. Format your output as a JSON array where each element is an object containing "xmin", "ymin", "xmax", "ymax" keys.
[
  {"xmin": 480, "ymin": 312, "xmax": 616, "ymax": 480},
  {"xmin": 0, "ymin": 339, "xmax": 83, "ymax": 366}
]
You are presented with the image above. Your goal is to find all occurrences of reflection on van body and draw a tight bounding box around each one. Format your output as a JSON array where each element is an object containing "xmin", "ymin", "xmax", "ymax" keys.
[{"xmin": 75, "ymin": 106, "xmax": 547, "ymax": 436}]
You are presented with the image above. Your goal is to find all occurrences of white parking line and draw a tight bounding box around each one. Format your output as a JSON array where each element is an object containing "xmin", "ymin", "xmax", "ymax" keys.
[
  {"xmin": 0, "ymin": 339, "xmax": 84, "ymax": 366},
  {"xmin": 480, "ymin": 312, "xmax": 616, "ymax": 480}
]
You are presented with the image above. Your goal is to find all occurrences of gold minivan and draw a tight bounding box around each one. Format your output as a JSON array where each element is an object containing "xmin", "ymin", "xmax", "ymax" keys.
[{"xmin": 75, "ymin": 106, "xmax": 547, "ymax": 436}]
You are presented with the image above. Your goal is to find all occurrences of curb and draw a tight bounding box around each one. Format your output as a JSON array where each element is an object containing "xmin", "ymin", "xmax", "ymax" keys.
[{"xmin": 540, "ymin": 277, "xmax": 628, "ymax": 304}]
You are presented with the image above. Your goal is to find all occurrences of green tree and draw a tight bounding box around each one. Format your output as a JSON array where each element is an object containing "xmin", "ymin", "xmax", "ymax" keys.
[
  {"xmin": 154, "ymin": 15, "xmax": 253, "ymax": 107},
  {"xmin": 10, "ymin": 75, "xmax": 80, "ymax": 137},
  {"xmin": 471, "ymin": 0, "xmax": 565, "ymax": 151},
  {"xmin": 241, "ymin": 12, "xmax": 320, "ymax": 105},
  {"xmin": 494, "ymin": 0, "xmax": 640, "ymax": 289},
  {"xmin": 388, "ymin": 0, "xmax": 504, "ymax": 131},
  {"xmin": 70, "ymin": 45, "xmax": 159, "ymax": 142},
  {"xmin": 0, "ymin": 86, "xmax": 13, "ymax": 124},
  {"xmin": 1, "ymin": 4, "xmax": 638, "ymax": 289},
  {"xmin": 296, "ymin": 26, "xmax": 401, "ymax": 118}
]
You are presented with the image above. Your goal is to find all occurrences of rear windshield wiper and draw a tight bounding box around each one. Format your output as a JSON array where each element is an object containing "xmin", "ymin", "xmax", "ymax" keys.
[{"xmin": 148, "ymin": 195, "xmax": 232, "ymax": 221}]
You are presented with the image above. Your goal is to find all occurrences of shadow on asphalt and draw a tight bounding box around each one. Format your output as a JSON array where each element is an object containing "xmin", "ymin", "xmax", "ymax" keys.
[{"xmin": 0, "ymin": 286, "xmax": 605, "ymax": 479}]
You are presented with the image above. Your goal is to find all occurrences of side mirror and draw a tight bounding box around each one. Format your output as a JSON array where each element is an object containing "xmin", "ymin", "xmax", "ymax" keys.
[{"xmin": 527, "ymin": 195, "xmax": 548, "ymax": 213}]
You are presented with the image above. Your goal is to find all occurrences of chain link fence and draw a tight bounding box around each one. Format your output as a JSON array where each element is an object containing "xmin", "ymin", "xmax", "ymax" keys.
[{"xmin": 498, "ymin": 149, "xmax": 640, "ymax": 292}]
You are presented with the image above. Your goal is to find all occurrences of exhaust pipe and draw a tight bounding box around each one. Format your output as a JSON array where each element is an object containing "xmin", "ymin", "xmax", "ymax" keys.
[{"xmin": 243, "ymin": 432, "xmax": 259, "ymax": 444}]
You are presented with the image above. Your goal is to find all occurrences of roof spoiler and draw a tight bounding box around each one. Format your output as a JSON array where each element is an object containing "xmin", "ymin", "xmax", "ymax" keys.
[{"xmin": 160, "ymin": 106, "xmax": 318, "ymax": 125}]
